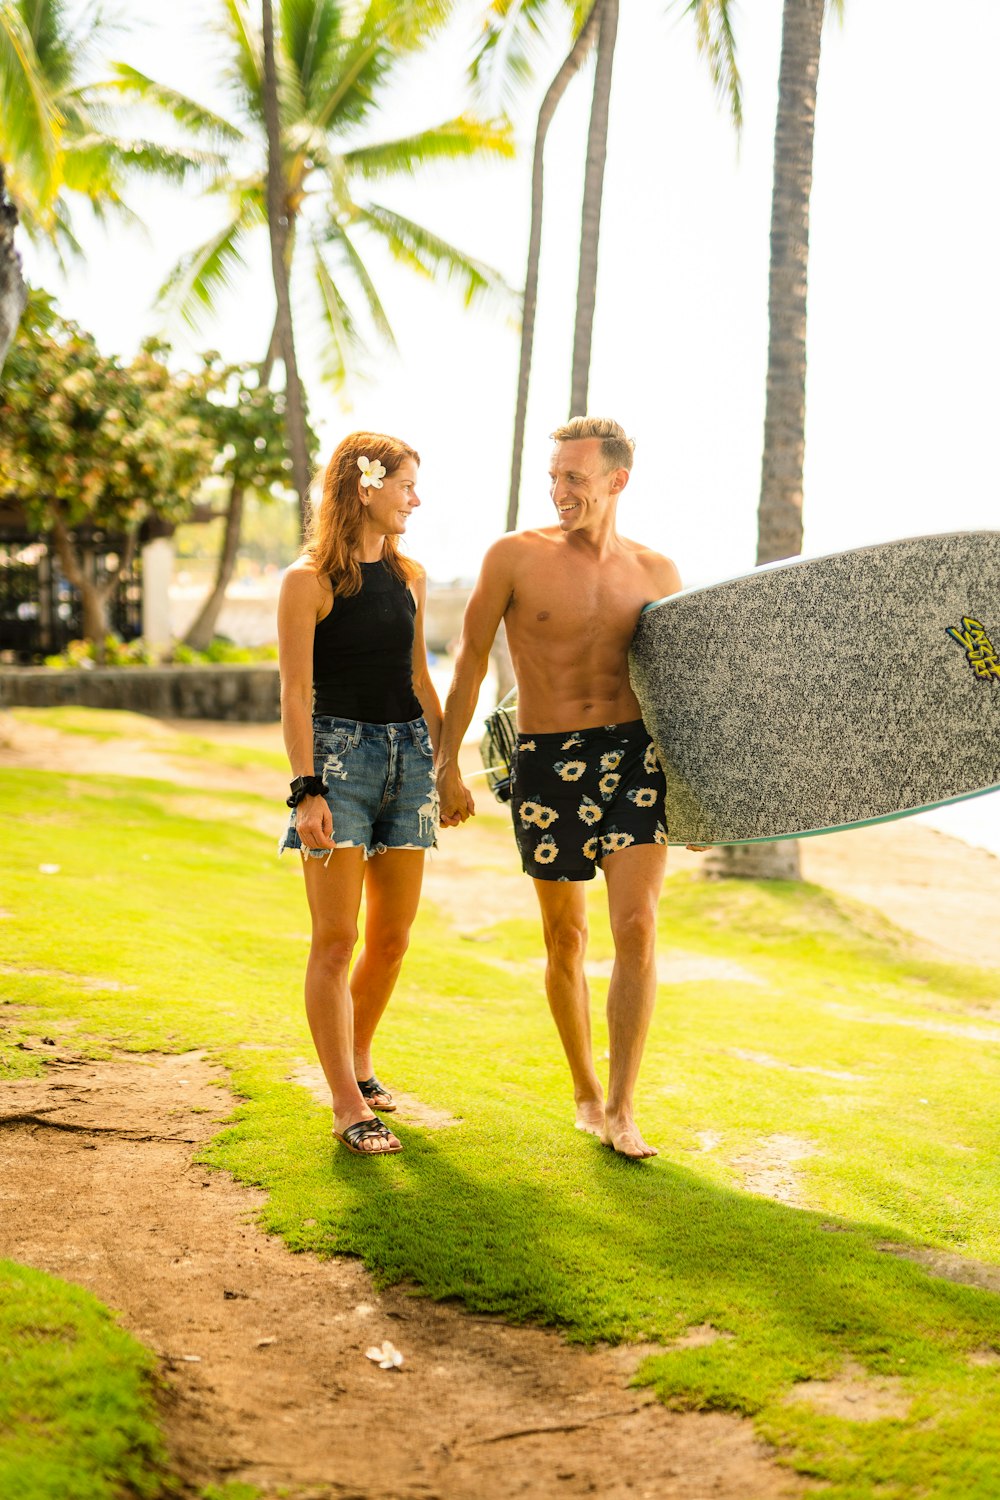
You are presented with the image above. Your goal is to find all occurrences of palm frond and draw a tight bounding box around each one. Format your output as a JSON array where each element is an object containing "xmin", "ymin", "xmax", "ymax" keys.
[
  {"xmin": 61, "ymin": 133, "xmax": 225, "ymax": 192},
  {"xmin": 309, "ymin": 18, "xmax": 392, "ymax": 135},
  {"xmin": 217, "ymin": 0, "xmax": 265, "ymax": 125},
  {"xmin": 321, "ymin": 216, "xmax": 396, "ymax": 347},
  {"xmin": 157, "ymin": 201, "xmax": 262, "ymax": 330},
  {"xmin": 311, "ymin": 235, "xmax": 369, "ymax": 389},
  {"xmin": 469, "ymin": 0, "xmax": 596, "ymax": 114},
  {"xmin": 280, "ymin": 0, "xmax": 341, "ymax": 97},
  {"xmin": 100, "ymin": 64, "xmax": 247, "ymax": 146},
  {"xmin": 0, "ymin": 2, "xmax": 61, "ymax": 207},
  {"xmin": 679, "ymin": 0, "xmax": 742, "ymax": 130},
  {"xmin": 359, "ymin": 200, "xmax": 515, "ymax": 311},
  {"xmin": 342, "ymin": 114, "xmax": 515, "ymax": 181}
]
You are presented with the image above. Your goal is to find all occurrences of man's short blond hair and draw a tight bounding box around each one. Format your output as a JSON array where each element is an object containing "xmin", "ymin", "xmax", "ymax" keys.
[{"xmin": 549, "ymin": 415, "xmax": 635, "ymax": 473}]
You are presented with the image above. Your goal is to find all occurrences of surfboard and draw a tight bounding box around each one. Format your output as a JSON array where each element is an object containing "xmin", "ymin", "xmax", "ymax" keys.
[{"xmin": 628, "ymin": 531, "xmax": 1000, "ymax": 846}]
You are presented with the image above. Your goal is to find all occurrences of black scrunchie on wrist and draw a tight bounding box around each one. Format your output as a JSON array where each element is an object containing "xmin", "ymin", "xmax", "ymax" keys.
[{"xmin": 286, "ymin": 775, "xmax": 328, "ymax": 808}]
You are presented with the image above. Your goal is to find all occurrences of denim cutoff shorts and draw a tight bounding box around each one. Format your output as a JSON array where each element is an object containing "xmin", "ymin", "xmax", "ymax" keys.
[{"xmin": 279, "ymin": 715, "xmax": 438, "ymax": 860}]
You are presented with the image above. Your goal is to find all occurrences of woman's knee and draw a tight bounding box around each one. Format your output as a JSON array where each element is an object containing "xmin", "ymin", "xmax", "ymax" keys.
[
  {"xmin": 371, "ymin": 927, "xmax": 411, "ymax": 970},
  {"xmin": 310, "ymin": 928, "xmax": 358, "ymax": 975}
]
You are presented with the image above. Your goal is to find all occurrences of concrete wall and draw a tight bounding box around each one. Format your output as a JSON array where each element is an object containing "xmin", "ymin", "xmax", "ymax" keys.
[{"xmin": 0, "ymin": 664, "xmax": 280, "ymax": 721}]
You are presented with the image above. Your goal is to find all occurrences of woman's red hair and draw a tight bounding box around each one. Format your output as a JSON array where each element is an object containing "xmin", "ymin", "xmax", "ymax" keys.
[{"xmin": 306, "ymin": 431, "xmax": 421, "ymax": 596}]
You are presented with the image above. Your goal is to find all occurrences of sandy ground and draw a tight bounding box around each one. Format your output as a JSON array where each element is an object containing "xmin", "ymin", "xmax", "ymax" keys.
[{"xmin": 3, "ymin": 710, "xmax": 1000, "ymax": 1497}]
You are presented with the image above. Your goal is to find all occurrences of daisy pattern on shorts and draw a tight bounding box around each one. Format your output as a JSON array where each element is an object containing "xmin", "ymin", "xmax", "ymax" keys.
[
  {"xmin": 577, "ymin": 796, "xmax": 602, "ymax": 826},
  {"xmin": 534, "ymin": 834, "xmax": 559, "ymax": 864},
  {"xmin": 561, "ymin": 734, "xmax": 584, "ymax": 750},
  {"xmin": 643, "ymin": 741, "xmax": 660, "ymax": 774},
  {"xmin": 520, "ymin": 800, "xmax": 557, "ymax": 829},
  {"xmin": 627, "ymin": 786, "xmax": 658, "ymax": 808},
  {"xmin": 600, "ymin": 749, "xmax": 623, "ymax": 772},
  {"xmin": 598, "ymin": 772, "xmax": 620, "ymax": 799},
  {"xmin": 601, "ymin": 830, "xmax": 634, "ymax": 854},
  {"xmin": 519, "ymin": 740, "xmax": 536, "ymax": 752},
  {"xmin": 654, "ymin": 823, "xmax": 669, "ymax": 846},
  {"xmin": 582, "ymin": 835, "xmax": 599, "ymax": 861},
  {"xmin": 556, "ymin": 760, "xmax": 586, "ymax": 782}
]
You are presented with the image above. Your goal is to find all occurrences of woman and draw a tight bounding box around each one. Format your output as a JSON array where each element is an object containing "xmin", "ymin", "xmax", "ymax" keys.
[{"xmin": 277, "ymin": 432, "xmax": 441, "ymax": 1156}]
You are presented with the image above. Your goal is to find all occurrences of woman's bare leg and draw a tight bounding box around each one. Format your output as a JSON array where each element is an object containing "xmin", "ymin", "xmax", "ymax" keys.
[
  {"xmin": 351, "ymin": 848, "xmax": 426, "ymax": 1080},
  {"xmin": 301, "ymin": 848, "xmax": 399, "ymax": 1152}
]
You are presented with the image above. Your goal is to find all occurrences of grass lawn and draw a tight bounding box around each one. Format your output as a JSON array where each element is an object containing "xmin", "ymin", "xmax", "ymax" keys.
[{"xmin": 2, "ymin": 725, "xmax": 1000, "ymax": 1498}]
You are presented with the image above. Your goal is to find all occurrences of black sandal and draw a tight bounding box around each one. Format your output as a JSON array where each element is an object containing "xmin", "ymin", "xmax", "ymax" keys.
[
  {"xmin": 334, "ymin": 1115, "xmax": 402, "ymax": 1156},
  {"xmin": 357, "ymin": 1074, "xmax": 396, "ymax": 1112}
]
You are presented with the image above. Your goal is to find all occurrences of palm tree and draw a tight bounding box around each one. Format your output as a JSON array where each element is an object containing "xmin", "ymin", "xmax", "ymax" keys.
[
  {"xmin": 474, "ymin": 0, "xmax": 741, "ymax": 529},
  {"xmin": 260, "ymin": 0, "xmax": 311, "ymax": 531},
  {"xmin": 569, "ymin": 0, "xmax": 618, "ymax": 416},
  {"xmin": 113, "ymin": 0, "xmax": 514, "ymax": 399},
  {"xmin": 706, "ymin": 0, "xmax": 837, "ymax": 883},
  {"xmin": 0, "ymin": 0, "xmax": 217, "ymax": 261}
]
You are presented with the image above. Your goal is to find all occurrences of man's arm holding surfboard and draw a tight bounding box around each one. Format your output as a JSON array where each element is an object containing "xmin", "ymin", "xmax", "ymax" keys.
[{"xmin": 437, "ymin": 535, "xmax": 519, "ymax": 825}]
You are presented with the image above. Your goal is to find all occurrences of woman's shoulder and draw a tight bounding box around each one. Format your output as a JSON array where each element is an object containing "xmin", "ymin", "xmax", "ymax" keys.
[{"xmin": 279, "ymin": 555, "xmax": 330, "ymax": 606}]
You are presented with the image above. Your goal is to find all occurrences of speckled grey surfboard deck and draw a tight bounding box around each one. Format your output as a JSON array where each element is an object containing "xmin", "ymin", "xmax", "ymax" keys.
[{"xmin": 629, "ymin": 532, "xmax": 1000, "ymax": 846}]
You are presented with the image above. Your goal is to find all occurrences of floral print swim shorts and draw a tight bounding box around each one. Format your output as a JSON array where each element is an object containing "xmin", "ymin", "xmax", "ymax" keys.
[{"xmin": 510, "ymin": 719, "xmax": 668, "ymax": 882}]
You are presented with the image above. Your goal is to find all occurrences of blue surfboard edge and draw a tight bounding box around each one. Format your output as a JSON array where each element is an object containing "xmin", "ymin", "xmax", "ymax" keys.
[{"xmin": 671, "ymin": 779, "xmax": 1000, "ymax": 848}]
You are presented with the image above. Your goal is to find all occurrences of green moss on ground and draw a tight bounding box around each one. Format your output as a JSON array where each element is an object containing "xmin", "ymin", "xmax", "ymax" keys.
[{"xmin": 0, "ymin": 1260, "xmax": 166, "ymax": 1500}]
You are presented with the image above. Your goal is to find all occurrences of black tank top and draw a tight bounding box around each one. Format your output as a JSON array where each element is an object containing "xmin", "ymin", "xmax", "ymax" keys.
[{"xmin": 312, "ymin": 560, "xmax": 422, "ymax": 722}]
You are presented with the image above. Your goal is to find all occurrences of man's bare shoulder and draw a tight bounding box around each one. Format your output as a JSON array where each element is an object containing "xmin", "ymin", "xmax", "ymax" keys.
[
  {"xmin": 479, "ymin": 527, "xmax": 557, "ymax": 571},
  {"xmin": 618, "ymin": 536, "xmax": 683, "ymax": 598}
]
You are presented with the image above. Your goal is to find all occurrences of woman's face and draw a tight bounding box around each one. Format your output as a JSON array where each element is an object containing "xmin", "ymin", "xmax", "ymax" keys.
[{"xmin": 361, "ymin": 457, "xmax": 420, "ymax": 537}]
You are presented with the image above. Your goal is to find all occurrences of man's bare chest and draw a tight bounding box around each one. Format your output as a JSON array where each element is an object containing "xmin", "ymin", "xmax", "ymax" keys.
[{"xmin": 508, "ymin": 560, "xmax": 649, "ymax": 642}]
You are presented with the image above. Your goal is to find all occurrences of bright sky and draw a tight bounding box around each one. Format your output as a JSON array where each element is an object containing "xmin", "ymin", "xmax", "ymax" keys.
[
  {"xmin": 19, "ymin": 0, "xmax": 1000, "ymax": 853},
  {"xmin": 23, "ymin": 0, "xmax": 1000, "ymax": 589}
]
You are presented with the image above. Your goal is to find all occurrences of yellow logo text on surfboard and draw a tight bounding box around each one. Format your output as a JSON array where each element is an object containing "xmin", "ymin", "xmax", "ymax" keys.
[{"xmin": 946, "ymin": 616, "xmax": 1000, "ymax": 682}]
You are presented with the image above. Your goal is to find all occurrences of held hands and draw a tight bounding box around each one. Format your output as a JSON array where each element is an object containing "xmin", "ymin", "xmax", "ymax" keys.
[
  {"xmin": 296, "ymin": 794, "xmax": 336, "ymax": 853},
  {"xmin": 438, "ymin": 769, "xmax": 475, "ymax": 828}
]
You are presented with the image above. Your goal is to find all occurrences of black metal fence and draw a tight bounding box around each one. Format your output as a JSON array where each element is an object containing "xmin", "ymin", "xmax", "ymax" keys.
[{"xmin": 0, "ymin": 525, "xmax": 142, "ymax": 662}]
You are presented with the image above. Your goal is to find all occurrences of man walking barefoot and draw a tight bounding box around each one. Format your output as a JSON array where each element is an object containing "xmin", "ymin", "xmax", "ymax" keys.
[{"xmin": 436, "ymin": 417, "xmax": 683, "ymax": 1160}]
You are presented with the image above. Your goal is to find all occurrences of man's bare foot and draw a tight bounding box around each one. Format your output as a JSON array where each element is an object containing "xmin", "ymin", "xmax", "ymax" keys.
[
  {"xmin": 600, "ymin": 1114, "xmax": 657, "ymax": 1160},
  {"xmin": 574, "ymin": 1097, "xmax": 605, "ymax": 1137}
]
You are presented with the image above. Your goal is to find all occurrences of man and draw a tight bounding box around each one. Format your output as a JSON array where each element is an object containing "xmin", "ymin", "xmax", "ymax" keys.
[{"xmin": 436, "ymin": 416, "xmax": 685, "ymax": 1160}]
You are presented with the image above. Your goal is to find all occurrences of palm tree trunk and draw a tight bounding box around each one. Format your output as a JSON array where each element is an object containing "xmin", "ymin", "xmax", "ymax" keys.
[
  {"xmin": 505, "ymin": 2, "xmax": 601, "ymax": 532},
  {"xmin": 569, "ymin": 0, "xmax": 619, "ymax": 418},
  {"xmin": 705, "ymin": 0, "xmax": 826, "ymax": 884},
  {"xmin": 261, "ymin": 0, "xmax": 312, "ymax": 537},
  {"xmin": 182, "ymin": 483, "xmax": 245, "ymax": 650},
  {"xmin": 0, "ymin": 162, "xmax": 27, "ymax": 371},
  {"xmin": 757, "ymin": 0, "xmax": 825, "ymax": 567}
]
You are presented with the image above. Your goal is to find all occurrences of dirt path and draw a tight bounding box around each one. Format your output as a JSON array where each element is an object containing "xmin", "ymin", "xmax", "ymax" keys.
[{"xmin": 0, "ymin": 1043, "xmax": 802, "ymax": 1500}]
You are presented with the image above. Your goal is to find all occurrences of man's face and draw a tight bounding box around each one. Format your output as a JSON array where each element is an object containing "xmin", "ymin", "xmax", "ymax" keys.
[{"xmin": 548, "ymin": 438, "xmax": 627, "ymax": 532}]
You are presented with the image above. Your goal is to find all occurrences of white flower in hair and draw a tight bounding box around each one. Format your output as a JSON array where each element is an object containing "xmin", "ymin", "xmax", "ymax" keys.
[{"xmin": 357, "ymin": 455, "xmax": 386, "ymax": 489}]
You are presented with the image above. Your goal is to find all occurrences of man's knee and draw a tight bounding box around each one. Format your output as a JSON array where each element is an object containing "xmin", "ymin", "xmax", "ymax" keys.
[
  {"xmin": 610, "ymin": 907, "xmax": 657, "ymax": 965},
  {"xmin": 543, "ymin": 918, "xmax": 588, "ymax": 971}
]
